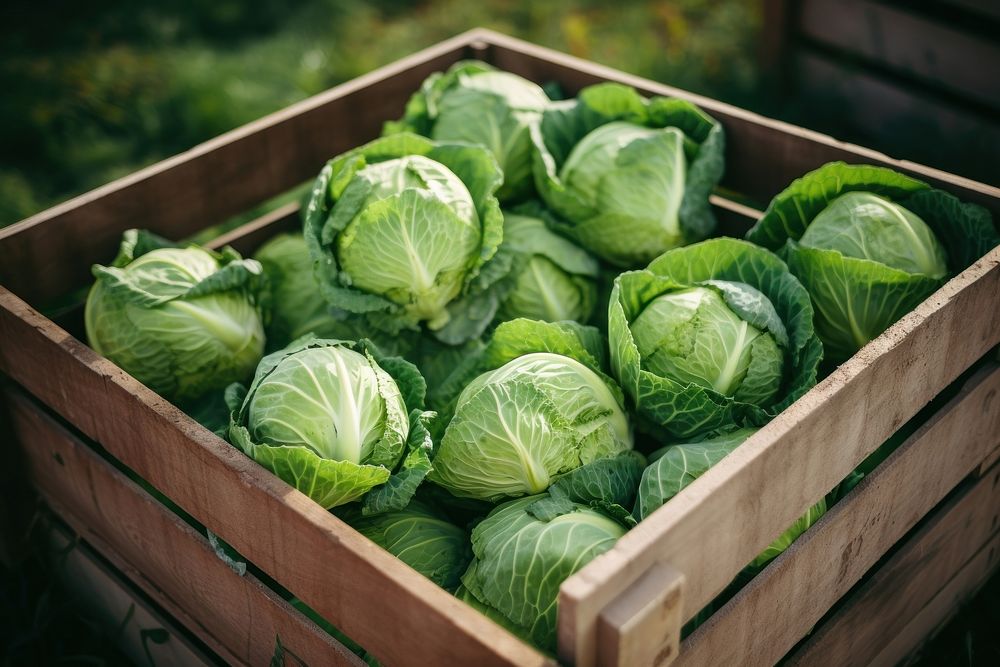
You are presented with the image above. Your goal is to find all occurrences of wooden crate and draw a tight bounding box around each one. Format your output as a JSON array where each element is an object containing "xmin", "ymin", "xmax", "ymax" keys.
[{"xmin": 1, "ymin": 29, "xmax": 998, "ymax": 667}]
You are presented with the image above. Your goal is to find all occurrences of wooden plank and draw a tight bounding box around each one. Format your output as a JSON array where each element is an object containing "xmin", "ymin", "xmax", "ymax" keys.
[
  {"xmin": 597, "ymin": 563, "xmax": 684, "ymax": 667},
  {"xmin": 939, "ymin": 0, "xmax": 1000, "ymax": 22},
  {"xmin": 799, "ymin": 0, "xmax": 1000, "ymax": 108},
  {"xmin": 204, "ymin": 202, "xmax": 301, "ymax": 255},
  {"xmin": 787, "ymin": 460, "xmax": 1000, "ymax": 667},
  {"xmin": 979, "ymin": 443, "xmax": 1000, "ymax": 476},
  {"xmin": 793, "ymin": 51, "xmax": 1000, "ymax": 175},
  {"xmin": 558, "ymin": 248, "xmax": 1000, "ymax": 667},
  {"xmin": 870, "ymin": 531, "xmax": 1000, "ymax": 667},
  {"xmin": 5, "ymin": 387, "xmax": 362, "ymax": 667},
  {"xmin": 683, "ymin": 379, "xmax": 1000, "ymax": 667},
  {"xmin": 477, "ymin": 29, "xmax": 1000, "ymax": 214},
  {"xmin": 0, "ymin": 289, "xmax": 549, "ymax": 667},
  {"xmin": 49, "ymin": 527, "xmax": 217, "ymax": 667},
  {"xmin": 0, "ymin": 30, "xmax": 483, "ymax": 307}
]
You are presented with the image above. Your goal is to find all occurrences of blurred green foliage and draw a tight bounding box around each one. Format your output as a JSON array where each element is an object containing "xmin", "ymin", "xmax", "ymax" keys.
[{"xmin": 0, "ymin": 0, "xmax": 762, "ymax": 226}]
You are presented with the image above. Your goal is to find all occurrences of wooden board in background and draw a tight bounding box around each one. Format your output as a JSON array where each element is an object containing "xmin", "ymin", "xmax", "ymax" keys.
[
  {"xmin": 870, "ymin": 532, "xmax": 1000, "ymax": 667},
  {"xmin": 799, "ymin": 0, "xmax": 1000, "ymax": 109}
]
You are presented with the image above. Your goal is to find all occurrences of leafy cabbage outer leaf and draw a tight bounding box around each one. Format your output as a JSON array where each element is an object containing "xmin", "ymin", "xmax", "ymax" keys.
[
  {"xmin": 629, "ymin": 286, "xmax": 783, "ymax": 405},
  {"xmin": 460, "ymin": 494, "xmax": 629, "ymax": 653},
  {"xmin": 746, "ymin": 162, "xmax": 999, "ymax": 362},
  {"xmin": 747, "ymin": 499, "xmax": 826, "ymax": 570},
  {"xmin": 497, "ymin": 202, "xmax": 600, "ymax": 324},
  {"xmin": 252, "ymin": 233, "xmax": 414, "ymax": 356},
  {"xmin": 85, "ymin": 229, "xmax": 266, "ymax": 404},
  {"xmin": 531, "ymin": 82, "xmax": 725, "ymax": 266},
  {"xmin": 610, "ymin": 237, "xmax": 822, "ymax": 439},
  {"xmin": 226, "ymin": 336, "xmax": 435, "ymax": 511},
  {"xmin": 303, "ymin": 132, "xmax": 508, "ymax": 345},
  {"xmin": 341, "ymin": 499, "xmax": 472, "ymax": 591},
  {"xmin": 634, "ymin": 427, "xmax": 826, "ymax": 569},
  {"xmin": 384, "ymin": 60, "xmax": 549, "ymax": 202}
]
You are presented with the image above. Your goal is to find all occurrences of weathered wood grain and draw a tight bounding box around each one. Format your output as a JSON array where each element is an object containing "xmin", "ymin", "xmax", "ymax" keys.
[
  {"xmin": 6, "ymin": 387, "xmax": 363, "ymax": 667},
  {"xmin": 680, "ymin": 366, "xmax": 1000, "ymax": 666},
  {"xmin": 0, "ymin": 291, "xmax": 550, "ymax": 667}
]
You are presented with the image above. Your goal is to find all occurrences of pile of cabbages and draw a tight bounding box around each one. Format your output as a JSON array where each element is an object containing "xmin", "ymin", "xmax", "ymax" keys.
[{"xmin": 85, "ymin": 63, "xmax": 998, "ymax": 655}]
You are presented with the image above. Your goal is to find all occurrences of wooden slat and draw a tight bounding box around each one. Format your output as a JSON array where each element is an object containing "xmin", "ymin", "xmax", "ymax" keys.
[
  {"xmin": 680, "ymin": 366, "xmax": 1000, "ymax": 667},
  {"xmin": 478, "ymin": 30, "xmax": 1000, "ymax": 214},
  {"xmin": 793, "ymin": 51, "xmax": 1000, "ymax": 176},
  {"xmin": 0, "ymin": 30, "xmax": 484, "ymax": 307},
  {"xmin": 597, "ymin": 563, "xmax": 684, "ymax": 667},
  {"xmin": 558, "ymin": 248, "xmax": 1000, "ymax": 667},
  {"xmin": 5, "ymin": 387, "xmax": 362, "ymax": 667},
  {"xmin": 870, "ymin": 531, "xmax": 1000, "ymax": 667},
  {"xmin": 799, "ymin": 0, "xmax": 1000, "ymax": 109},
  {"xmin": 204, "ymin": 202, "xmax": 301, "ymax": 255},
  {"xmin": 0, "ymin": 292, "xmax": 549, "ymax": 667},
  {"xmin": 49, "ymin": 527, "xmax": 217, "ymax": 667},
  {"xmin": 787, "ymin": 459, "xmax": 1000, "ymax": 667}
]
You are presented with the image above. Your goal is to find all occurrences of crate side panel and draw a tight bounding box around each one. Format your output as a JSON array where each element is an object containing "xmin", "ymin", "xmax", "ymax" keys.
[
  {"xmin": 5, "ymin": 388, "xmax": 360, "ymax": 667},
  {"xmin": 679, "ymin": 368, "xmax": 1000, "ymax": 667},
  {"xmin": 49, "ymin": 527, "xmax": 221, "ymax": 667},
  {"xmin": 870, "ymin": 531, "xmax": 1000, "ymax": 667},
  {"xmin": 786, "ymin": 459, "xmax": 1000, "ymax": 667},
  {"xmin": 0, "ymin": 289, "xmax": 548, "ymax": 667},
  {"xmin": 558, "ymin": 249, "xmax": 1000, "ymax": 667}
]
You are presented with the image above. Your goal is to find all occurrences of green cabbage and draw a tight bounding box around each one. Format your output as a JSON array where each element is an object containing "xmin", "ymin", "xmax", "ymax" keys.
[
  {"xmin": 304, "ymin": 133, "xmax": 510, "ymax": 345},
  {"xmin": 342, "ymin": 500, "xmax": 472, "ymax": 591},
  {"xmin": 428, "ymin": 319, "xmax": 632, "ymax": 502},
  {"xmin": 226, "ymin": 337, "xmax": 435, "ymax": 512},
  {"xmin": 633, "ymin": 427, "xmax": 826, "ymax": 569},
  {"xmin": 747, "ymin": 162, "xmax": 999, "ymax": 362},
  {"xmin": 609, "ymin": 238, "xmax": 822, "ymax": 439},
  {"xmin": 497, "ymin": 203, "xmax": 599, "ymax": 323},
  {"xmin": 460, "ymin": 494, "xmax": 628, "ymax": 653},
  {"xmin": 532, "ymin": 83, "xmax": 724, "ymax": 266},
  {"xmin": 385, "ymin": 61, "xmax": 549, "ymax": 202},
  {"xmin": 85, "ymin": 229, "xmax": 266, "ymax": 404}
]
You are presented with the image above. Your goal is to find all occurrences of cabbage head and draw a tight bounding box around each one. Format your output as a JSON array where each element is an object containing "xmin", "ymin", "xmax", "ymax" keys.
[
  {"xmin": 304, "ymin": 133, "xmax": 509, "ymax": 345},
  {"xmin": 253, "ymin": 233, "xmax": 411, "ymax": 356},
  {"xmin": 747, "ymin": 162, "xmax": 999, "ymax": 362},
  {"xmin": 633, "ymin": 427, "xmax": 826, "ymax": 570},
  {"xmin": 610, "ymin": 238, "xmax": 823, "ymax": 439},
  {"xmin": 385, "ymin": 61, "xmax": 550, "ymax": 202},
  {"xmin": 460, "ymin": 493, "xmax": 629, "ymax": 652},
  {"xmin": 532, "ymin": 83, "xmax": 724, "ymax": 266},
  {"xmin": 85, "ymin": 229, "xmax": 266, "ymax": 404},
  {"xmin": 341, "ymin": 500, "xmax": 471, "ymax": 591},
  {"xmin": 497, "ymin": 203, "xmax": 599, "ymax": 323},
  {"xmin": 428, "ymin": 319, "xmax": 633, "ymax": 502},
  {"xmin": 226, "ymin": 337, "xmax": 435, "ymax": 512}
]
